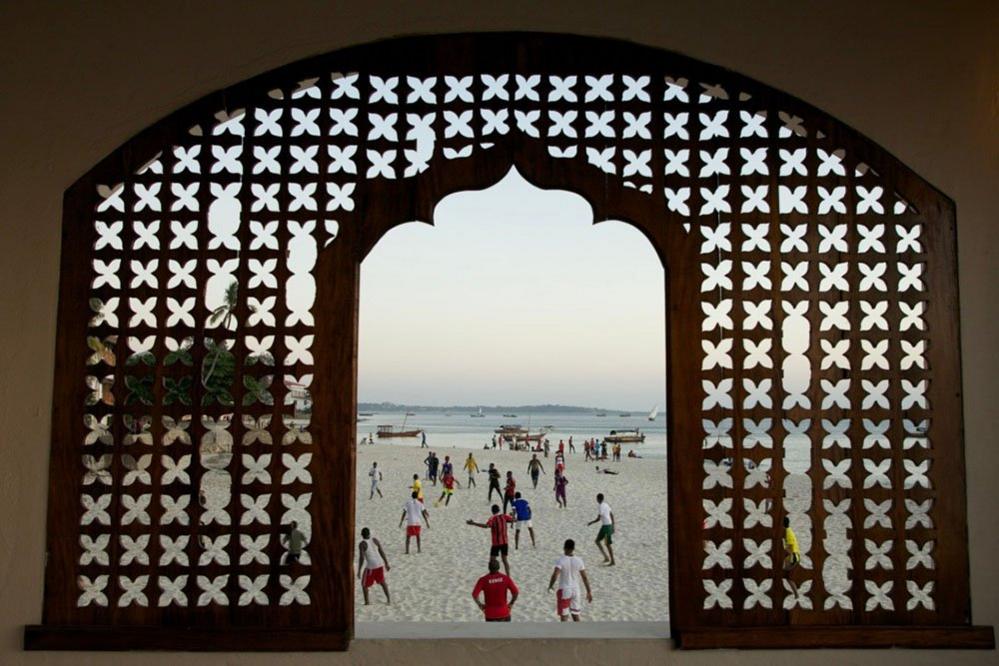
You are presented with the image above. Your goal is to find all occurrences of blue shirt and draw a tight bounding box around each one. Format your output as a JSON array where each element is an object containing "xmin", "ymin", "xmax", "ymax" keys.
[{"xmin": 512, "ymin": 498, "xmax": 531, "ymax": 521}]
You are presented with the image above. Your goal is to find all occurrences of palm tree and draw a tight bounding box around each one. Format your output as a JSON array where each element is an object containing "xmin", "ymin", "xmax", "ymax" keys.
[{"xmin": 201, "ymin": 280, "xmax": 239, "ymax": 389}]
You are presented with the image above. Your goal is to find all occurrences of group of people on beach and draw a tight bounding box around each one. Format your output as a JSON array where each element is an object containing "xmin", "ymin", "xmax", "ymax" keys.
[
  {"xmin": 355, "ymin": 440, "xmax": 627, "ymax": 620},
  {"xmin": 359, "ymin": 485, "xmax": 616, "ymax": 621}
]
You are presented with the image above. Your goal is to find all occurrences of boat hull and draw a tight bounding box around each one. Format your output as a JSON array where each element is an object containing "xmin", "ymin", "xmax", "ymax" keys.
[{"xmin": 604, "ymin": 434, "xmax": 645, "ymax": 444}]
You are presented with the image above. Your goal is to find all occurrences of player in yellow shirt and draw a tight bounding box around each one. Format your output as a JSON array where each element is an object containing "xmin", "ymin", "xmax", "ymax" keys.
[
  {"xmin": 411, "ymin": 474, "xmax": 424, "ymax": 504},
  {"xmin": 464, "ymin": 452, "xmax": 479, "ymax": 488},
  {"xmin": 783, "ymin": 516, "xmax": 801, "ymax": 597}
]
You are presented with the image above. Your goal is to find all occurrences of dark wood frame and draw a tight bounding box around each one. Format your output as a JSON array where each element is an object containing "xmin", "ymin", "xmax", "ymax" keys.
[{"xmin": 24, "ymin": 32, "xmax": 993, "ymax": 651}]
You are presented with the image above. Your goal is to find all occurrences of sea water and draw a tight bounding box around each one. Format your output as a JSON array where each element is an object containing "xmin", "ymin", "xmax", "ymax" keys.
[
  {"xmin": 357, "ymin": 411, "xmax": 670, "ymax": 458},
  {"xmin": 358, "ymin": 411, "xmax": 822, "ymax": 467}
]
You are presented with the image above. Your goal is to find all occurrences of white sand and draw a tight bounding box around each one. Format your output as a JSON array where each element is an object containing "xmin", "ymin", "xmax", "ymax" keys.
[{"xmin": 353, "ymin": 443, "xmax": 669, "ymax": 622}]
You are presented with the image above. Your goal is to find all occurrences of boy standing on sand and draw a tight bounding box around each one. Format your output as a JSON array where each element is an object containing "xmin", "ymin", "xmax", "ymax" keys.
[
  {"xmin": 510, "ymin": 492, "xmax": 536, "ymax": 549},
  {"xmin": 554, "ymin": 470, "xmax": 568, "ymax": 508},
  {"xmin": 527, "ymin": 454, "xmax": 546, "ymax": 489},
  {"xmin": 472, "ymin": 558, "xmax": 519, "ymax": 622},
  {"xmin": 368, "ymin": 461, "xmax": 383, "ymax": 499},
  {"xmin": 587, "ymin": 493, "xmax": 616, "ymax": 565},
  {"xmin": 399, "ymin": 491, "xmax": 430, "ymax": 554},
  {"xmin": 357, "ymin": 527, "xmax": 391, "ymax": 605},
  {"xmin": 464, "ymin": 452, "xmax": 479, "ymax": 488},
  {"xmin": 503, "ymin": 471, "xmax": 517, "ymax": 513},
  {"xmin": 410, "ymin": 473, "xmax": 425, "ymax": 504},
  {"xmin": 487, "ymin": 463, "xmax": 502, "ymax": 502},
  {"xmin": 548, "ymin": 538, "xmax": 592, "ymax": 621},
  {"xmin": 467, "ymin": 504, "xmax": 514, "ymax": 575}
]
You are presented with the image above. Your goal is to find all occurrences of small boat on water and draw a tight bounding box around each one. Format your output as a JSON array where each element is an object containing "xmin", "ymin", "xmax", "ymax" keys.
[
  {"xmin": 376, "ymin": 424, "xmax": 423, "ymax": 438},
  {"xmin": 503, "ymin": 413, "xmax": 517, "ymax": 418},
  {"xmin": 605, "ymin": 428, "xmax": 645, "ymax": 444},
  {"xmin": 495, "ymin": 424, "xmax": 526, "ymax": 435},
  {"xmin": 359, "ymin": 412, "xmax": 374, "ymax": 417},
  {"xmin": 619, "ymin": 412, "xmax": 631, "ymax": 417},
  {"xmin": 648, "ymin": 405, "xmax": 659, "ymax": 421},
  {"xmin": 470, "ymin": 407, "xmax": 485, "ymax": 418},
  {"xmin": 595, "ymin": 412, "xmax": 607, "ymax": 417}
]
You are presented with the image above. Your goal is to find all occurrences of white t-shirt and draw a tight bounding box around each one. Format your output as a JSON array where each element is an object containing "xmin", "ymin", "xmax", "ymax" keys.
[
  {"xmin": 554, "ymin": 554, "xmax": 586, "ymax": 591},
  {"xmin": 361, "ymin": 538, "xmax": 384, "ymax": 569},
  {"xmin": 599, "ymin": 501, "xmax": 613, "ymax": 525},
  {"xmin": 369, "ymin": 467, "xmax": 381, "ymax": 482},
  {"xmin": 403, "ymin": 498, "xmax": 424, "ymax": 525}
]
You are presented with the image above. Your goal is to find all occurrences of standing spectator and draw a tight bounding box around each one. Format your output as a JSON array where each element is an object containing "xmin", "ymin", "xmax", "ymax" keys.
[
  {"xmin": 282, "ymin": 521, "xmax": 306, "ymax": 565},
  {"xmin": 472, "ymin": 559, "xmax": 518, "ymax": 622}
]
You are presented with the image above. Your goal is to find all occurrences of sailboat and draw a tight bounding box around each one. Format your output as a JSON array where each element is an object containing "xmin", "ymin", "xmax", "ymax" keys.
[
  {"xmin": 470, "ymin": 406, "xmax": 485, "ymax": 418},
  {"xmin": 648, "ymin": 405, "xmax": 659, "ymax": 421}
]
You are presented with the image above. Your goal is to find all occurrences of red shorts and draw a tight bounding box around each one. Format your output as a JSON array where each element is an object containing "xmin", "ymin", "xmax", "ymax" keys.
[
  {"xmin": 557, "ymin": 588, "xmax": 581, "ymax": 616},
  {"xmin": 406, "ymin": 525, "xmax": 421, "ymax": 537},
  {"xmin": 363, "ymin": 567, "xmax": 385, "ymax": 588}
]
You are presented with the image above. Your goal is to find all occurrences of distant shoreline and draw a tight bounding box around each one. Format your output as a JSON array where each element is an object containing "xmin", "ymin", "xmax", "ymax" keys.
[{"xmin": 358, "ymin": 402, "xmax": 657, "ymax": 414}]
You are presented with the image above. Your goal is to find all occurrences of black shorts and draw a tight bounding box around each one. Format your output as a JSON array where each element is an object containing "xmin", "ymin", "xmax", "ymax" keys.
[
  {"xmin": 490, "ymin": 544, "xmax": 509, "ymax": 557},
  {"xmin": 486, "ymin": 616, "xmax": 511, "ymax": 622}
]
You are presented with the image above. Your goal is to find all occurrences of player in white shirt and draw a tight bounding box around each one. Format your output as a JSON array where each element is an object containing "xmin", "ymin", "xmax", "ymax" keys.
[
  {"xmin": 547, "ymin": 539, "xmax": 593, "ymax": 621},
  {"xmin": 369, "ymin": 461, "xmax": 383, "ymax": 499},
  {"xmin": 357, "ymin": 526, "xmax": 391, "ymax": 604},
  {"xmin": 586, "ymin": 493, "xmax": 616, "ymax": 565},
  {"xmin": 399, "ymin": 491, "xmax": 430, "ymax": 554}
]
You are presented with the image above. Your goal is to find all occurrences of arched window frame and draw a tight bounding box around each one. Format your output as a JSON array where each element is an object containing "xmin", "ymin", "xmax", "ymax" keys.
[{"xmin": 24, "ymin": 33, "xmax": 994, "ymax": 650}]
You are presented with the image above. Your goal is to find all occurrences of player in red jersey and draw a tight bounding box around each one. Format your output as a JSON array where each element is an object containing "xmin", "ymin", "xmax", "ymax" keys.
[
  {"xmin": 471, "ymin": 558, "xmax": 519, "ymax": 621},
  {"xmin": 467, "ymin": 504, "xmax": 515, "ymax": 575}
]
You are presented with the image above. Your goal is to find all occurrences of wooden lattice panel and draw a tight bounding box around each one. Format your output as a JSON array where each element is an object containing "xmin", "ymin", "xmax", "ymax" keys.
[{"xmin": 29, "ymin": 33, "xmax": 986, "ymax": 650}]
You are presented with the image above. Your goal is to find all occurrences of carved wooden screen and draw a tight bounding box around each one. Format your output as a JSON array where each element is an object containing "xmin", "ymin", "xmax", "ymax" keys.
[{"xmin": 27, "ymin": 33, "xmax": 992, "ymax": 650}]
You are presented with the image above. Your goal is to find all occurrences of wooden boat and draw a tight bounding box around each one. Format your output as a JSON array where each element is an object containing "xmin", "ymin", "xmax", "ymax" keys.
[
  {"xmin": 648, "ymin": 405, "xmax": 659, "ymax": 421},
  {"xmin": 494, "ymin": 424, "xmax": 526, "ymax": 434},
  {"xmin": 470, "ymin": 407, "xmax": 485, "ymax": 417},
  {"xmin": 376, "ymin": 424, "xmax": 422, "ymax": 438},
  {"xmin": 619, "ymin": 412, "xmax": 631, "ymax": 417},
  {"xmin": 595, "ymin": 412, "xmax": 607, "ymax": 417},
  {"xmin": 503, "ymin": 413, "xmax": 517, "ymax": 418},
  {"xmin": 605, "ymin": 428, "xmax": 645, "ymax": 444}
]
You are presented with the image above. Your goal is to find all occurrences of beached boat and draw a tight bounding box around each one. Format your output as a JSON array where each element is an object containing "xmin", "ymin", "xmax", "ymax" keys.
[
  {"xmin": 605, "ymin": 428, "xmax": 645, "ymax": 444},
  {"xmin": 495, "ymin": 424, "xmax": 526, "ymax": 435},
  {"xmin": 376, "ymin": 424, "xmax": 423, "ymax": 438},
  {"xmin": 648, "ymin": 405, "xmax": 659, "ymax": 421}
]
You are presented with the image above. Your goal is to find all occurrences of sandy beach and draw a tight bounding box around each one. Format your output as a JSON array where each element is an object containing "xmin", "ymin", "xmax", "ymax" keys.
[{"xmin": 353, "ymin": 443, "xmax": 669, "ymax": 623}]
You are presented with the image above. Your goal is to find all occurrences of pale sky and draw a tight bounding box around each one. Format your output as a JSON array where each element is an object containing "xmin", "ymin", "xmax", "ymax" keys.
[{"xmin": 358, "ymin": 168, "xmax": 667, "ymax": 410}]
